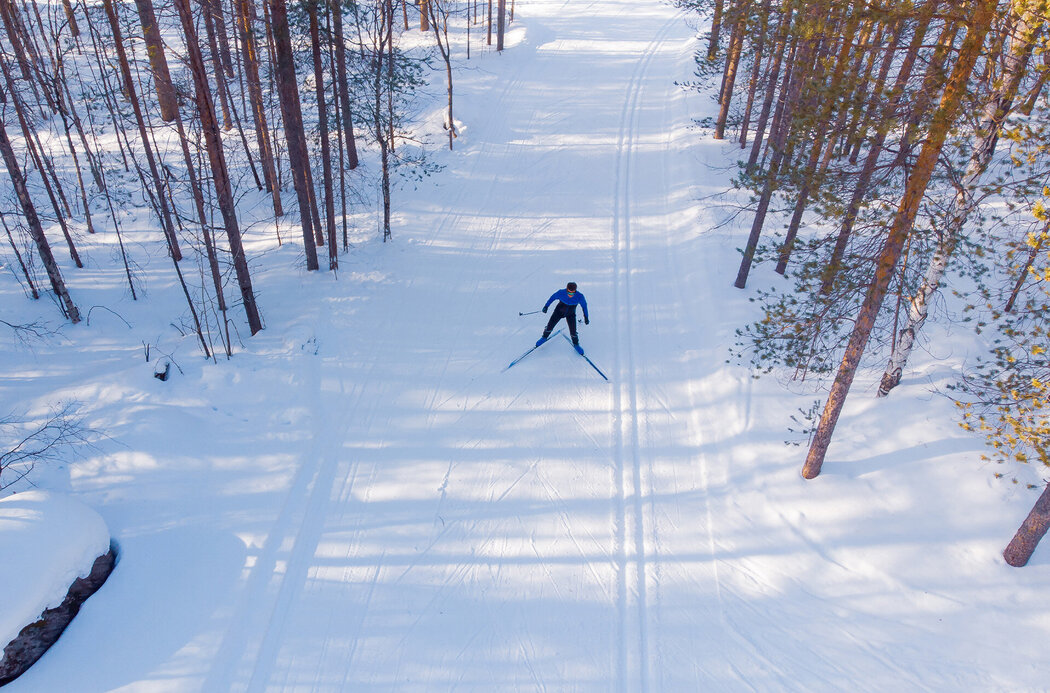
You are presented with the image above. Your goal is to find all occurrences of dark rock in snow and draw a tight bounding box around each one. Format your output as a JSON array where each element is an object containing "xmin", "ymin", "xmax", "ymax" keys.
[{"xmin": 0, "ymin": 546, "xmax": 116, "ymax": 686}]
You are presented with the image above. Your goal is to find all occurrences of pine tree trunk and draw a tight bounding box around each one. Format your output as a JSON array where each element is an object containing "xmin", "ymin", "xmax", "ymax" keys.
[
  {"xmin": 268, "ymin": 0, "xmax": 319, "ymax": 270},
  {"xmin": 332, "ymin": 0, "xmax": 359, "ymax": 169},
  {"xmin": 819, "ymin": 0, "xmax": 940, "ymax": 295},
  {"xmin": 132, "ymin": 0, "xmax": 177, "ymax": 122},
  {"xmin": 707, "ymin": 0, "xmax": 724, "ymax": 60},
  {"xmin": 309, "ymin": 2, "xmax": 337, "ymax": 270},
  {"xmin": 174, "ymin": 0, "xmax": 262, "ymax": 335},
  {"xmin": 735, "ymin": 11, "xmax": 819, "ymax": 289},
  {"xmin": 1003, "ymin": 482, "xmax": 1050, "ymax": 567},
  {"xmin": 0, "ymin": 113, "xmax": 79, "ymax": 322},
  {"xmin": 746, "ymin": 10, "xmax": 793, "ymax": 172},
  {"xmin": 738, "ymin": 0, "xmax": 771, "ymax": 148},
  {"xmin": 802, "ymin": 0, "xmax": 996, "ymax": 480},
  {"xmin": 878, "ymin": 6, "xmax": 1041, "ymax": 397},
  {"xmin": 715, "ymin": 13, "xmax": 744, "ymax": 140}
]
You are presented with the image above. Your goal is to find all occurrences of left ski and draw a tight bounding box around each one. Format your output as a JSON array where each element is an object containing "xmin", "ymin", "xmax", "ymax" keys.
[
  {"xmin": 562, "ymin": 334, "xmax": 609, "ymax": 381},
  {"xmin": 504, "ymin": 329, "xmax": 563, "ymax": 371}
]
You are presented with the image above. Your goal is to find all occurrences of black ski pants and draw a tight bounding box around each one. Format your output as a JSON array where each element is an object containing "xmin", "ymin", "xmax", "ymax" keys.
[{"xmin": 542, "ymin": 303, "xmax": 579, "ymax": 344}]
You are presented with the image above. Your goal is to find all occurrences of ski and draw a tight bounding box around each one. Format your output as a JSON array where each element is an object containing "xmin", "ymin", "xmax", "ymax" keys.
[
  {"xmin": 562, "ymin": 334, "xmax": 609, "ymax": 381},
  {"xmin": 504, "ymin": 329, "xmax": 563, "ymax": 371}
]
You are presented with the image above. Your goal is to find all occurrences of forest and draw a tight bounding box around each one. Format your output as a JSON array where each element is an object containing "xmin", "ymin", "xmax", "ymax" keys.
[
  {"xmin": 685, "ymin": 0, "xmax": 1050, "ymax": 565},
  {"xmin": 3, "ymin": 0, "xmax": 1049, "ymax": 564}
]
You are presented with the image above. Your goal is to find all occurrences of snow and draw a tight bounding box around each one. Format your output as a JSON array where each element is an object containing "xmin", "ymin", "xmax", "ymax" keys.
[
  {"xmin": 0, "ymin": 491, "xmax": 111, "ymax": 649},
  {"xmin": 1, "ymin": 0, "xmax": 1049, "ymax": 690}
]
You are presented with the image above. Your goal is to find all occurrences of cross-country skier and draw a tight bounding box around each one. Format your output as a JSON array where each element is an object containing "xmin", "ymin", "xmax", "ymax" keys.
[{"xmin": 537, "ymin": 282, "xmax": 589, "ymax": 354}]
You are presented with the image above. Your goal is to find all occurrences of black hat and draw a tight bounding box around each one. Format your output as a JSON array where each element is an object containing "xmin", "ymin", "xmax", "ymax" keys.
[{"xmin": 566, "ymin": 282, "xmax": 577, "ymax": 292}]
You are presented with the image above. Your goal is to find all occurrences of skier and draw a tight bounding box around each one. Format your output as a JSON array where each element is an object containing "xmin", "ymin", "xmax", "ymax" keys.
[{"xmin": 537, "ymin": 281, "xmax": 589, "ymax": 354}]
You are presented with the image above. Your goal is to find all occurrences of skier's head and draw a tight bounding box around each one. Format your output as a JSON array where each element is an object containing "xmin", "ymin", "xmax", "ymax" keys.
[{"xmin": 566, "ymin": 282, "xmax": 577, "ymax": 294}]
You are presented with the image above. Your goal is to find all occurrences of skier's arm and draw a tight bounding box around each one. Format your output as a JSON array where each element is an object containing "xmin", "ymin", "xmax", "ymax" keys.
[
  {"xmin": 581, "ymin": 295, "xmax": 589, "ymax": 322},
  {"xmin": 542, "ymin": 292, "xmax": 558, "ymax": 312}
]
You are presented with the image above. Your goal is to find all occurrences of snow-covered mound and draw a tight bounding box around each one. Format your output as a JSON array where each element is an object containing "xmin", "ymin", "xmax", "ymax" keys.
[{"xmin": 0, "ymin": 491, "xmax": 111, "ymax": 649}]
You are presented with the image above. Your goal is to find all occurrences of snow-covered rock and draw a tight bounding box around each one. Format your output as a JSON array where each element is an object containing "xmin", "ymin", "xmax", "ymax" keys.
[{"xmin": 0, "ymin": 491, "xmax": 112, "ymax": 684}]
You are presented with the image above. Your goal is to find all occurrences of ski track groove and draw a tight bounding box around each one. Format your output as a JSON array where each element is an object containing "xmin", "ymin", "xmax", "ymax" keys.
[{"xmin": 611, "ymin": 12, "xmax": 685, "ymax": 692}]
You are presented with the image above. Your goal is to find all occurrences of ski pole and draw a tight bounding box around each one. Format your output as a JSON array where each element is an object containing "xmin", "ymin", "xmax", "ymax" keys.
[{"xmin": 519, "ymin": 310, "xmax": 542, "ymax": 316}]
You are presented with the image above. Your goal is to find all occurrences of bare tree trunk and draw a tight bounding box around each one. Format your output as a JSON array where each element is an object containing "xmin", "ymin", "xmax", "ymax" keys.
[
  {"xmin": 0, "ymin": 51, "xmax": 81, "ymax": 267},
  {"xmin": 0, "ymin": 113, "xmax": 79, "ymax": 322},
  {"xmin": 101, "ymin": 0, "xmax": 182, "ymax": 261},
  {"xmin": 332, "ymin": 0, "xmax": 359, "ymax": 169},
  {"xmin": 428, "ymin": 0, "xmax": 455, "ymax": 149},
  {"xmin": 61, "ymin": 0, "xmax": 78, "ymax": 37},
  {"xmin": 132, "ymin": 0, "xmax": 177, "ymax": 121},
  {"xmin": 802, "ymin": 0, "xmax": 996, "ymax": 480},
  {"xmin": 496, "ymin": 0, "xmax": 505, "ymax": 51},
  {"xmin": 1, "ymin": 211, "xmax": 39, "ymax": 298},
  {"xmin": 209, "ymin": 0, "xmax": 236, "ymax": 77},
  {"xmin": 1005, "ymin": 223, "xmax": 1046, "ymax": 313},
  {"xmin": 268, "ymin": 0, "xmax": 320, "ymax": 270},
  {"xmin": 1004, "ymin": 482, "xmax": 1050, "ymax": 567},
  {"xmin": 309, "ymin": 1, "xmax": 337, "ymax": 269},
  {"xmin": 238, "ymin": 0, "xmax": 282, "ymax": 216},
  {"xmin": 202, "ymin": 4, "xmax": 234, "ymax": 131},
  {"xmin": 174, "ymin": 0, "xmax": 263, "ymax": 335}
]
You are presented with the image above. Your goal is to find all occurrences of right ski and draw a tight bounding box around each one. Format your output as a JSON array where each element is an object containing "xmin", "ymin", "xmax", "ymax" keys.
[
  {"xmin": 562, "ymin": 333, "xmax": 609, "ymax": 381},
  {"xmin": 504, "ymin": 329, "xmax": 563, "ymax": 371}
]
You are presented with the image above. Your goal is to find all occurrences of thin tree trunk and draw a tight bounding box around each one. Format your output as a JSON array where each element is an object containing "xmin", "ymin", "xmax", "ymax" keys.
[
  {"xmin": 332, "ymin": 0, "xmax": 359, "ymax": 169},
  {"xmin": 428, "ymin": 0, "xmax": 455, "ymax": 148},
  {"xmin": 496, "ymin": 0, "xmax": 505, "ymax": 51},
  {"xmin": 132, "ymin": 0, "xmax": 177, "ymax": 121},
  {"xmin": 310, "ymin": 2, "xmax": 337, "ymax": 269},
  {"xmin": 1005, "ymin": 223, "xmax": 1046, "ymax": 313},
  {"xmin": 747, "ymin": 19, "xmax": 794, "ymax": 173},
  {"xmin": 0, "ymin": 113, "xmax": 79, "ymax": 322},
  {"xmin": 802, "ymin": 0, "xmax": 996, "ymax": 480},
  {"xmin": 735, "ymin": 16, "xmax": 817, "ymax": 289},
  {"xmin": 819, "ymin": 0, "xmax": 940, "ymax": 295},
  {"xmin": 0, "ymin": 52, "xmax": 81, "ymax": 267},
  {"xmin": 268, "ymin": 0, "xmax": 319, "ymax": 270},
  {"xmin": 0, "ymin": 211, "xmax": 39, "ymax": 298},
  {"xmin": 101, "ymin": 0, "xmax": 182, "ymax": 261},
  {"xmin": 174, "ymin": 0, "xmax": 263, "ymax": 336},
  {"xmin": 707, "ymin": 0, "xmax": 724, "ymax": 60},
  {"xmin": 237, "ymin": 0, "xmax": 282, "ymax": 215},
  {"xmin": 715, "ymin": 12, "xmax": 744, "ymax": 140}
]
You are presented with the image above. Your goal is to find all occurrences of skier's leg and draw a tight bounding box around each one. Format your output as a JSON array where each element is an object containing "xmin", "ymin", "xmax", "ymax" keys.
[
  {"xmin": 541, "ymin": 310, "xmax": 560, "ymax": 339},
  {"xmin": 568, "ymin": 312, "xmax": 579, "ymax": 344}
]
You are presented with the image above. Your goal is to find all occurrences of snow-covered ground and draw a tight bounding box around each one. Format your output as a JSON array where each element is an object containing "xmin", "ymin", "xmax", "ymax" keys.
[{"xmin": 2, "ymin": 0, "xmax": 1049, "ymax": 690}]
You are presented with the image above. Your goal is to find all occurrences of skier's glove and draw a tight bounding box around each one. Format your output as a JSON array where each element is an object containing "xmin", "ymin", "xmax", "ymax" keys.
[
  {"xmin": 542, "ymin": 306, "xmax": 548, "ymax": 313},
  {"xmin": 584, "ymin": 317, "xmax": 589, "ymax": 325}
]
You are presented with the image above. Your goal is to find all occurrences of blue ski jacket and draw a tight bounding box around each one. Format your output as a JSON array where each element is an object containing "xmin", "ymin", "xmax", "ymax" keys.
[{"xmin": 544, "ymin": 289, "xmax": 588, "ymax": 321}]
